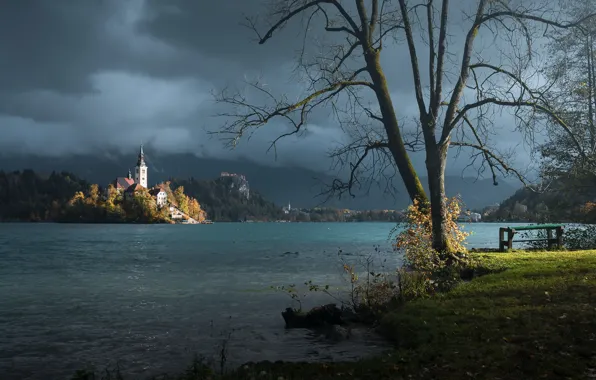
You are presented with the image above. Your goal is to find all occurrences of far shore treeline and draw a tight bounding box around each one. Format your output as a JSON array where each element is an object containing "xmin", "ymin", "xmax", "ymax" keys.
[
  {"xmin": 0, "ymin": 170, "xmax": 406, "ymax": 223},
  {"xmin": 2, "ymin": 169, "xmax": 595, "ymax": 224}
]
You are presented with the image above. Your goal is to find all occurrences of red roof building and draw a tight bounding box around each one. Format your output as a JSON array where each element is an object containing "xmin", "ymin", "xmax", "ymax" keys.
[{"xmin": 113, "ymin": 177, "xmax": 135, "ymax": 190}]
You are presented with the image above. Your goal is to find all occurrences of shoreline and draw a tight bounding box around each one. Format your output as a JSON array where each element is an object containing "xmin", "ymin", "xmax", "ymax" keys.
[
  {"xmin": 0, "ymin": 219, "xmax": 546, "ymax": 224},
  {"xmin": 65, "ymin": 250, "xmax": 596, "ymax": 379}
]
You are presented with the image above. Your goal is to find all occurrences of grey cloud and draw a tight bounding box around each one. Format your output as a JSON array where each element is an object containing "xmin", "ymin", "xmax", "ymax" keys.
[
  {"xmin": 0, "ymin": 1, "xmax": 111, "ymax": 94},
  {"xmin": 0, "ymin": 0, "xmax": 553, "ymax": 180}
]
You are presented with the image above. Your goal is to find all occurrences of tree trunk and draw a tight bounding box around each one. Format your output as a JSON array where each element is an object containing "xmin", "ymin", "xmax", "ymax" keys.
[
  {"xmin": 425, "ymin": 144, "xmax": 451, "ymax": 253},
  {"xmin": 590, "ymin": 33, "xmax": 596, "ymax": 141},
  {"xmin": 586, "ymin": 37, "xmax": 595, "ymax": 149},
  {"xmin": 364, "ymin": 49, "xmax": 428, "ymax": 204}
]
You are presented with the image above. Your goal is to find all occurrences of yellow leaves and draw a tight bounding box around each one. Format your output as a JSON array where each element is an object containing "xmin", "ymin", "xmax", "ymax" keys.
[
  {"xmin": 581, "ymin": 201, "xmax": 596, "ymax": 214},
  {"xmin": 395, "ymin": 196, "xmax": 470, "ymax": 273},
  {"xmin": 342, "ymin": 263, "xmax": 359, "ymax": 283},
  {"xmin": 67, "ymin": 191, "xmax": 86, "ymax": 206}
]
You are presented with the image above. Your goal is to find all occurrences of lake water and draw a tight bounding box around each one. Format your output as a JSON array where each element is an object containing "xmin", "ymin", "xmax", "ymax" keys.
[{"xmin": 0, "ymin": 222, "xmax": 521, "ymax": 379}]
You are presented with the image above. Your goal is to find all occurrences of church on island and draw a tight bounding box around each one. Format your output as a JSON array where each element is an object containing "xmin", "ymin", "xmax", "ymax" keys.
[{"xmin": 109, "ymin": 144, "xmax": 198, "ymax": 223}]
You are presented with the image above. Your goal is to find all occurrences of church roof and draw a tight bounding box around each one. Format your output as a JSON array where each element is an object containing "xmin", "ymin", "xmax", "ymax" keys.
[
  {"xmin": 113, "ymin": 177, "xmax": 135, "ymax": 189},
  {"xmin": 125, "ymin": 183, "xmax": 145, "ymax": 193}
]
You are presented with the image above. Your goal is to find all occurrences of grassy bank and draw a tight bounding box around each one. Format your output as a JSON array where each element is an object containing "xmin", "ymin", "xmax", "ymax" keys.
[
  {"xmin": 75, "ymin": 250, "xmax": 596, "ymax": 380},
  {"xmin": 224, "ymin": 250, "xmax": 596, "ymax": 379}
]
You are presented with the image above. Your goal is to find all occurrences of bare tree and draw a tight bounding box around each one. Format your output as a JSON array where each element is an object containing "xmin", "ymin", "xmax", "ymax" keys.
[
  {"xmin": 540, "ymin": 0, "xmax": 596, "ymax": 187},
  {"xmin": 213, "ymin": 0, "xmax": 595, "ymax": 253}
]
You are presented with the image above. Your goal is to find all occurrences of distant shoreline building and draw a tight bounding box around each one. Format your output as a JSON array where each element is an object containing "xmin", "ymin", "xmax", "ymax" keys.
[{"xmin": 283, "ymin": 201, "xmax": 291, "ymax": 214}]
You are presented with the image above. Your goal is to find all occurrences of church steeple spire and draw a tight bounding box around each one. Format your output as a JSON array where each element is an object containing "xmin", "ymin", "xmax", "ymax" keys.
[
  {"xmin": 134, "ymin": 143, "xmax": 148, "ymax": 188},
  {"xmin": 137, "ymin": 143, "xmax": 145, "ymax": 166}
]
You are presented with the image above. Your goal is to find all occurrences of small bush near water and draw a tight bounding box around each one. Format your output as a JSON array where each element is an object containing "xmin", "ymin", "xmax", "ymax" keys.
[{"xmin": 272, "ymin": 196, "xmax": 474, "ymax": 320}]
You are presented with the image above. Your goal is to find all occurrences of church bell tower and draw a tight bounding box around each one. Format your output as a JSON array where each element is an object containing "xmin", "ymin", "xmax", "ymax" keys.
[{"xmin": 135, "ymin": 144, "xmax": 148, "ymax": 188}]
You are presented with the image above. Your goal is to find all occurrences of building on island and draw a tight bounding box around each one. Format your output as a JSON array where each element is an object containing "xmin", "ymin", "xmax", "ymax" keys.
[
  {"xmin": 150, "ymin": 186, "xmax": 168, "ymax": 207},
  {"xmin": 283, "ymin": 201, "xmax": 291, "ymax": 214},
  {"xmin": 124, "ymin": 183, "xmax": 145, "ymax": 201},
  {"xmin": 105, "ymin": 144, "xmax": 203, "ymax": 223},
  {"xmin": 112, "ymin": 169, "xmax": 135, "ymax": 191},
  {"xmin": 111, "ymin": 146, "xmax": 148, "ymax": 193},
  {"xmin": 109, "ymin": 144, "xmax": 158, "ymax": 204},
  {"xmin": 134, "ymin": 144, "xmax": 148, "ymax": 188}
]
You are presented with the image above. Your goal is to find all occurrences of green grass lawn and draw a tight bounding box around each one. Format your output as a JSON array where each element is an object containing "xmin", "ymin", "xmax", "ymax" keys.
[{"xmin": 224, "ymin": 250, "xmax": 596, "ymax": 379}]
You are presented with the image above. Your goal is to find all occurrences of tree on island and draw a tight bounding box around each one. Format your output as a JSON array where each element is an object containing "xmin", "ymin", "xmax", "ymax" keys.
[
  {"xmin": 214, "ymin": 0, "xmax": 595, "ymax": 253},
  {"xmin": 167, "ymin": 183, "xmax": 207, "ymax": 222},
  {"xmin": 60, "ymin": 181, "xmax": 207, "ymax": 223}
]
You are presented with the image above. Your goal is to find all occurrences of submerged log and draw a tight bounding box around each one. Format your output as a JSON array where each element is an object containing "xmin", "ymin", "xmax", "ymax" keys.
[{"xmin": 281, "ymin": 303, "xmax": 345, "ymax": 329}]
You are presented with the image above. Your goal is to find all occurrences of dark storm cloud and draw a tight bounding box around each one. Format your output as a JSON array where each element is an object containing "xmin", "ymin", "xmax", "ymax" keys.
[
  {"xmin": 0, "ymin": 1, "xmax": 110, "ymax": 94},
  {"xmin": 0, "ymin": 0, "xmax": 545, "ymax": 177}
]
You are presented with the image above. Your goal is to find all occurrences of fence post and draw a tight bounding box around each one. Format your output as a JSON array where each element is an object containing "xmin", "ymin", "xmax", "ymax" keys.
[
  {"xmin": 556, "ymin": 226, "xmax": 564, "ymax": 249},
  {"xmin": 547, "ymin": 228, "xmax": 553, "ymax": 250},
  {"xmin": 507, "ymin": 228, "xmax": 514, "ymax": 252}
]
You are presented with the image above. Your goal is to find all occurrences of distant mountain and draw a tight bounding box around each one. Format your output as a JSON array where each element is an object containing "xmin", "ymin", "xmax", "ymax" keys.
[
  {"xmin": 0, "ymin": 152, "xmax": 518, "ymax": 210},
  {"xmin": 168, "ymin": 176, "xmax": 284, "ymax": 222}
]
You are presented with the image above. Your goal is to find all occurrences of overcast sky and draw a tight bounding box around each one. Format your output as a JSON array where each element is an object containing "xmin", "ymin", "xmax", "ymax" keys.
[{"xmin": 0, "ymin": 0, "xmax": 550, "ymax": 179}]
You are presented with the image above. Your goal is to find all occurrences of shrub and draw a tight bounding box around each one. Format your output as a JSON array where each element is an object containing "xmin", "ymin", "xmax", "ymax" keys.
[
  {"xmin": 273, "ymin": 198, "xmax": 473, "ymax": 322},
  {"xmin": 563, "ymin": 224, "xmax": 596, "ymax": 250},
  {"xmin": 395, "ymin": 268, "xmax": 432, "ymax": 301},
  {"xmin": 525, "ymin": 224, "xmax": 596, "ymax": 250},
  {"xmin": 393, "ymin": 196, "xmax": 471, "ymax": 293},
  {"xmin": 272, "ymin": 247, "xmax": 402, "ymax": 322}
]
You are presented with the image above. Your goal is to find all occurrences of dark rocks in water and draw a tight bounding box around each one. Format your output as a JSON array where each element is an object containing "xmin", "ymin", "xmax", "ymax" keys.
[
  {"xmin": 281, "ymin": 304, "xmax": 345, "ymax": 329},
  {"xmin": 282, "ymin": 251, "xmax": 299, "ymax": 256}
]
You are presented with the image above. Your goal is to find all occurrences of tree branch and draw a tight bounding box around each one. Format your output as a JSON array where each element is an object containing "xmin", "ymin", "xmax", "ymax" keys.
[
  {"xmin": 431, "ymin": 0, "xmax": 449, "ymax": 118},
  {"xmin": 316, "ymin": 3, "xmax": 359, "ymax": 38},
  {"xmin": 480, "ymin": 11, "xmax": 596, "ymax": 32},
  {"xmin": 331, "ymin": 39, "xmax": 362, "ymax": 74},
  {"xmin": 398, "ymin": 0, "xmax": 428, "ymax": 119},
  {"xmin": 427, "ymin": 0, "xmax": 436, "ymax": 112},
  {"xmin": 257, "ymin": 0, "xmax": 362, "ymax": 45},
  {"xmin": 450, "ymin": 141, "xmax": 530, "ymax": 186},
  {"xmin": 439, "ymin": 0, "xmax": 488, "ymax": 146},
  {"xmin": 450, "ymin": 98, "xmax": 586, "ymax": 158},
  {"xmin": 369, "ymin": 0, "xmax": 380, "ymax": 38},
  {"xmin": 325, "ymin": 140, "xmax": 390, "ymax": 199},
  {"xmin": 213, "ymin": 78, "xmax": 373, "ymax": 151}
]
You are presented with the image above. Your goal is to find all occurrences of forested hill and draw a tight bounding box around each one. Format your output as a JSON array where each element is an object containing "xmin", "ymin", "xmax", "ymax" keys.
[
  {"xmin": 0, "ymin": 170, "xmax": 90, "ymax": 221},
  {"xmin": 168, "ymin": 176, "xmax": 284, "ymax": 222},
  {"xmin": 0, "ymin": 170, "xmax": 285, "ymax": 222},
  {"xmin": 482, "ymin": 177, "xmax": 596, "ymax": 223}
]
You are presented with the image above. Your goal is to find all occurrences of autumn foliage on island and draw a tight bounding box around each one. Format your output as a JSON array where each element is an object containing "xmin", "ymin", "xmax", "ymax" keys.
[{"xmin": 65, "ymin": 182, "xmax": 206, "ymax": 223}]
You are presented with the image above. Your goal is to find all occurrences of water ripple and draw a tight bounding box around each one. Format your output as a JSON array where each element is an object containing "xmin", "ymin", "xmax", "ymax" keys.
[{"xmin": 0, "ymin": 222, "xmax": 502, "ymax": 379}]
